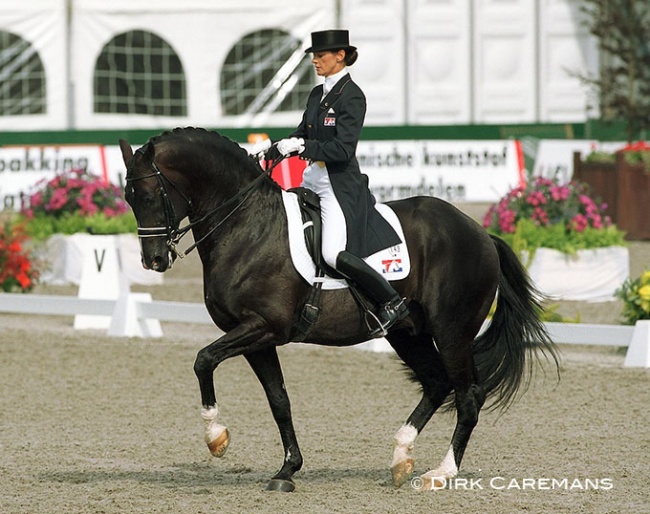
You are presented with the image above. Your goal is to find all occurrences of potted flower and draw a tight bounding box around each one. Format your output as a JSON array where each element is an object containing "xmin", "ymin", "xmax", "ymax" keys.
[
  {"xmin": 0, "ymin": 219, "xmax": 39, "ymax": 293},
  {"xmin": 18, "ymin": 169, "xmax": 142, "ymax": 287},
  {"xmin": 19, "ymin": 168, "xmax": 136, "ymax": 239},
  {"xmin": 616, "ymin": 270, "xmax": 650, "ymax": 325},
  {"xmin": 483, "ymin": 176, "xmax": 628, "ymax": 301}
]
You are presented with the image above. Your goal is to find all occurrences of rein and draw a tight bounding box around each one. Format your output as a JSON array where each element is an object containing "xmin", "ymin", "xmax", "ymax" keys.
[{"xmin": 126, "ymin": 155, "xmax": 285, "ymax": 258}]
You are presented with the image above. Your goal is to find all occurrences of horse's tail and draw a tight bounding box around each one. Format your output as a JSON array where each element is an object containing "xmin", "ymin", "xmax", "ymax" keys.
[{"xmin": 471, "ymin": 235, "xmax": 560, "ymax": 411}]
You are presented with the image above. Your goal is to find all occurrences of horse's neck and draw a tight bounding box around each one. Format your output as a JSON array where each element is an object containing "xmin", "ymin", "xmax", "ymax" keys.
[{"xmin": 190, "ymin": 180, "xmax": 286, "ymax": 266}]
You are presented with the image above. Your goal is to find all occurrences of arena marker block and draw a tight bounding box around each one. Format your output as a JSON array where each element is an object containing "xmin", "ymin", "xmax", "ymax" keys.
[
  {"xmin": 107, "ymin": 292, "xmax": 163, "ymax": 338},
  {"xmin": 623, "ymin": 320, "xmax": 650, "ymax": 368},
  {"xmin": 74, "ymin": 235, "xmax": 123, "ymax": 330}
]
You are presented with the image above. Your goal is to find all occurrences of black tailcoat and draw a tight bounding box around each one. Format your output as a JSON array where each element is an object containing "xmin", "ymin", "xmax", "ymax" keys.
[{"xmin": 290, "ymin": 74, "xmax": 401, "ymax": 258}]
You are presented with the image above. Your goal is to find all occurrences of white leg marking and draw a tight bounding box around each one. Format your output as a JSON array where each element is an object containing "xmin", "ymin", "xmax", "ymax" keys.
[
  {"xmin": 391, "ymin": 423, "xmax": 418, "ymax": 467},
  {"xmin": 422, "ymin": 445, "xmax": 458, "ymax": 480},
  {"xmin": 201, "ymin": 405, "xmax": 227, "ymax": 447}
]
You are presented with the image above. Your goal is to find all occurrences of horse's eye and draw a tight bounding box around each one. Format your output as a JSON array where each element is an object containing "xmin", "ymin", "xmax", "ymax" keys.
[{"xmin": 125, "ymin": 185, "xmax": 135, "ymax": 204}]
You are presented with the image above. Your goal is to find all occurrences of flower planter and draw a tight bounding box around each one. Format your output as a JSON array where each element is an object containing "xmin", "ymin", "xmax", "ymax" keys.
[
  {"xmin": 573, "ymin": 151, "xmax": 650, "ymax": 240},
  {"xmin": 526, "ymin": 246, "xmax": 629, "ymax": 302}
]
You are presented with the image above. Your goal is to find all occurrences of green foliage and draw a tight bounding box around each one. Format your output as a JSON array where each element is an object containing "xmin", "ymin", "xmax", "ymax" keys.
[
  {"xmin": 623, "ymin": 148, "xmax": 650, "ymax": 170},
  {"xmin": 21, "ymin": 212, "xmax": 137, "ymax": 240},
  {"xmin": 494, "ymin": 219, "xmax": 626, "ymax": 260},
  {"xmin": 616, "ymin": 270, "xmax": 650, "ymax": 325},
  {"xmin": 584, "ymin": 151, "xmax": 616, "ymax": 164}
]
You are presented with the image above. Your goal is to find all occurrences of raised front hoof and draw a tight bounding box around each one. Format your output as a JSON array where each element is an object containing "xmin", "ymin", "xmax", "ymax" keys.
[
  {"xmin": 391, "ymin": 458, "xmax": 415, "ymax": 488},
  {"xmin": 207, "ymin": 428, "xmax": 230, "ymax": 458},
  {"xmin": 266, "ymin": 479, "xmax": 296, "ymax": 492}
]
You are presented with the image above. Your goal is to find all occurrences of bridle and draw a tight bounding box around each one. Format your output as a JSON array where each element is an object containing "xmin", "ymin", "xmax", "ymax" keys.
[{"xmin": 125, "ymin": 155, "xmax": 282, "ymax": 258}]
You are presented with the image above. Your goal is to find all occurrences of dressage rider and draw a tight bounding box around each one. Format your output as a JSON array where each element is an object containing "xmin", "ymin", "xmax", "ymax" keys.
[{"xmin": 251, "ymin": 29, "xmax": 409, "ymax": 337}]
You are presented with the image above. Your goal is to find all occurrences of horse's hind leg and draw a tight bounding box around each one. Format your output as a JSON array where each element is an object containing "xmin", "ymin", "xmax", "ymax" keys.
[
  {"xmin": 244, "ymin": 346, "xmax": 303, "ymax": 492},
  {"xmin": 419, "ymin": 336, "xmax": 486, "ymax": 490},
  {"xmin": 386, "ymin": 330, "xmax": 452, "ymax": 488}
]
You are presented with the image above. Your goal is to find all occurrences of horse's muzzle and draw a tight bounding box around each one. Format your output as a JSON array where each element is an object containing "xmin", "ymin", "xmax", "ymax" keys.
[{"xmin": 141, "ymin": 250, "xmax": 175, "ymax": 272}]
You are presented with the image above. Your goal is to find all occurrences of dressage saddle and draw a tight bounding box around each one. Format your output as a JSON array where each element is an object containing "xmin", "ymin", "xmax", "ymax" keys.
[{"xmin": 288, "ymin": 187, "xmax": 382, "ymax": 341}]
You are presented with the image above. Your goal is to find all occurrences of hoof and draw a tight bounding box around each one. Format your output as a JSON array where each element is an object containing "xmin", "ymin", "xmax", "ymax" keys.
[
  {"xmin": 420, "ymin": 474, "xmax": 447, "ymax": 491},
  {"xmin": 207, "ymin": 428, "xmax": 230, "ymax": 458},
  {"xmin": 266, "ymin": 479, "xmax": 296, "ymax": 492},
  {"xmin": 391, "ymin": 458, "xmax": 415, "ymax": 488}
]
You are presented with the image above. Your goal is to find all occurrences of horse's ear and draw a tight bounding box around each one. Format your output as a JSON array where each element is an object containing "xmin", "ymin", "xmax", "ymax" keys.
[
  {"xmin": 141, "ymin": 141, "xmax": 156, "ymax": 163},
  {"xmin": 119, "ymin": 139, "xmax": 133, "ymax": 166}
]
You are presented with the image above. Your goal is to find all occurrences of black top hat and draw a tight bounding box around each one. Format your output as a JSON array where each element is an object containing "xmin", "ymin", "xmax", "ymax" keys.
[{"xmin": 304, "ymin": 30, "xmax": 357, "ymax": 54}]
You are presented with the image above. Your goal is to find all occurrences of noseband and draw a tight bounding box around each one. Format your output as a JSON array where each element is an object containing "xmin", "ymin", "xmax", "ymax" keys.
[{"xmin": 125, "ymin": 156, "xmax": 279, "ymax": 258}]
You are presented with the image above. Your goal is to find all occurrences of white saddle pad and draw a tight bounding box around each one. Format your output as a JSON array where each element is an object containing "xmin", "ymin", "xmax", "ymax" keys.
[{"xmin": 281, "ymin": 190, "xmax": 411, "ymax": 290}]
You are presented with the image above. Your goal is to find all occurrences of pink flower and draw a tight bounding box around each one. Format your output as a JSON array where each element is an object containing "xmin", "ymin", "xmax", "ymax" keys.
[
  {"xmin": 46, "ymin": 188, "xmax": 68, "ymax": 211},
  {"xmin": 532, "ymin": 206, "xmax": 549, "ymax": 226},
  {"xmin": 21, "ymin": 168, "xmax": 129, "ymax": 219},
  {"xmin": 526, "ymin": 190, "xmax": 547, "ymax": 206},
  {"xmin": 591, "ymin": 214, "xmax": 603, "ymax": 229},
  {"xmin": 570, "ymin": 214, "xmax": 588, "ymax": 232},
  {"xmin": 498, "ymin": 209, "xmax": 517, "ymax": 233},
  {"xmin": 550, "ymin": 185, "xmax": 570, "ymax": 201}
]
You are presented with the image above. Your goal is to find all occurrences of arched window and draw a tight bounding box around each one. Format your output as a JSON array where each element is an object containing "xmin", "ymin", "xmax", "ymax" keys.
[
  {"xmin": 94, "ymin": 30, "xmax": 187, "ymax": 116},
  {"xmin": 0, "ymin": 31, "xmax": 46, "ymax": 116},
  {"xmin": 220, "ymin": 29, "xmax": 314, "ymax": 116}
]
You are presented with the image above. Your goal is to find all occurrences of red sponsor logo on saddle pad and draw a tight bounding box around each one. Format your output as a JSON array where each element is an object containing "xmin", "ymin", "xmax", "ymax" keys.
[{"xmin": 382, "ymin": 259, "xmax": 403, "ymax": 274}]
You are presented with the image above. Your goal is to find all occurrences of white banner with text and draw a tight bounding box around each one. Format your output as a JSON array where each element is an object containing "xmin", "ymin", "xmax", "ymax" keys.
[{"xmin": 0, "ymin": 139, "xmax": 527, "ymax": 210}]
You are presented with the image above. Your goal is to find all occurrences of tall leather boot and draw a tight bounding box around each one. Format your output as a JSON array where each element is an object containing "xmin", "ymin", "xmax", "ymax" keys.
[{"xmin": 336, "ymin": 251, "xmax": 409, "ymax": 337}]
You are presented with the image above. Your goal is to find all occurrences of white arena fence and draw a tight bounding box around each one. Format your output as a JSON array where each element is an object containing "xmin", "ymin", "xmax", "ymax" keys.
[{"xmin": 0, "ymin": 292, "xmax": 648, "ymax": 368}]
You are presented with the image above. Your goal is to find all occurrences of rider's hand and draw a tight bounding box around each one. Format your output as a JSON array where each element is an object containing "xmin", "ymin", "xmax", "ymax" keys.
[
  {"xmin": 249, "ymin": 138, "xmax": 272, "ymax": 160},
  {"xmin": 276, "ymin": 138, "xmax": 305, "ymax": 157}
]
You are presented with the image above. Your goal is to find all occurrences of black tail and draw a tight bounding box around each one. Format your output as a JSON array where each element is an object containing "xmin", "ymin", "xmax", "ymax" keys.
[{"xmin": 472, "ymin": 235, "xmax": 560, "ymax": 411}]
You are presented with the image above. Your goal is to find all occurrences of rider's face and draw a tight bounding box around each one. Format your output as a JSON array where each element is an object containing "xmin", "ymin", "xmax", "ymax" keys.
[{"xmin": 311, "ymin": 50, "xmax": 345, "ymax": 77}]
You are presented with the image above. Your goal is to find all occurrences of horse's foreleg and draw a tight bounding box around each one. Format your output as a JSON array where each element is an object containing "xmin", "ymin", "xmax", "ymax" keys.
[
  {"xmin": 245, "ymin": 347, "xmax": 302, "ymax": 492},
  {"xmin": 193, "ymin": 319, "xmax": 276, "ymax": 459}
]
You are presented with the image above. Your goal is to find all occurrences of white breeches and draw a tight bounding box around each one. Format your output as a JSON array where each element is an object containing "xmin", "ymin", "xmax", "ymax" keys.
[{"xmin": 301, "ymin": 161, "xmax": 347, "ymax": 269}]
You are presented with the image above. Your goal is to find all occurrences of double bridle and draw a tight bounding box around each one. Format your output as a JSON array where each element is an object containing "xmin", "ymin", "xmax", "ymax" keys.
[{"xmin": 125, "ymin": 157, "xmax": 280, "ymax": 258}]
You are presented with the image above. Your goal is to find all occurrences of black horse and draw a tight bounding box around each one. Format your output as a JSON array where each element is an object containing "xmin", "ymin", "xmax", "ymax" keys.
[{"xmin": 119, "ymin": 127, "xmax": 558, "ymax": 492}]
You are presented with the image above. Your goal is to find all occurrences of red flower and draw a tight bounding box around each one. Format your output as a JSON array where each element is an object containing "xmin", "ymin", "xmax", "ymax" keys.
[{"xmin": 0, "ymin": 221, "xmax": 38, "ymax": 293}]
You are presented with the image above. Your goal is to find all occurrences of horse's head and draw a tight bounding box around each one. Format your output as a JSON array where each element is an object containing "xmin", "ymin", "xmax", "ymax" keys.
[{"xmin": 119, "ymin": 138, "xmax": 192, "ymax": 272}]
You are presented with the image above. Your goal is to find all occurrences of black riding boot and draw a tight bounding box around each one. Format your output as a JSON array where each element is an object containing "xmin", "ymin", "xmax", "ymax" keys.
[{"xmin": 336, "ymin": 251, "xmax": 409, "ymax": 337}]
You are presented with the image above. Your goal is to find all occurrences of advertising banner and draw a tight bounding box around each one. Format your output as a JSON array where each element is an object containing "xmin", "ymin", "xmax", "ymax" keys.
[
  {"xmin": 359, "ymin": 140, "xmax": 523, "ymax": 203},
  {"xmin": 0, "ymin": 145, "xmax": 111, "ymax": 210},
  {"xmin": 0, "ymin": 139, "xmax": 524, "ymax": 210}
]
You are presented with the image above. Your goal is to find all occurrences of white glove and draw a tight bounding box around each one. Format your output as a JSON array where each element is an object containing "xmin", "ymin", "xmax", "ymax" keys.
[
  {"xmin": 276, "ymin": 137, "xmax": 305, "ymax": 157},
  {"xmin": 249, "ymin": 138, "xmax": 272, "ymax": 159}
]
